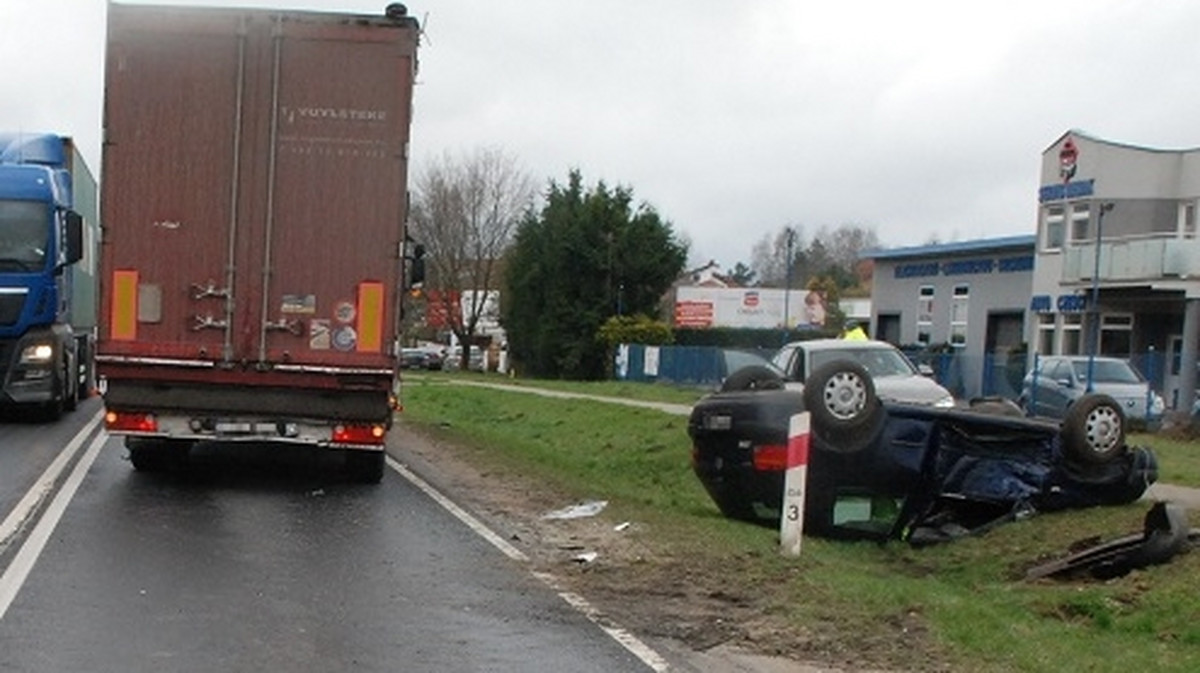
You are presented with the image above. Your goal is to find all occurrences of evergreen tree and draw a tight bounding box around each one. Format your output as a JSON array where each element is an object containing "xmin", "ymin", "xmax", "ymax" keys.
[{"xmin": 503, "ymin": 170, "xmax": 687, "ymax": 379}]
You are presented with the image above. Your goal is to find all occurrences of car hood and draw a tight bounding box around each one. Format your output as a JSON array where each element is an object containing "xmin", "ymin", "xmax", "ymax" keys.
[
  {"xmin": 873, "ymin": 375, "xmax": 954, "ymax": 405},
  {"xmin": 786, "ymin": 374, "xmax": 953, "ymax": 406}
]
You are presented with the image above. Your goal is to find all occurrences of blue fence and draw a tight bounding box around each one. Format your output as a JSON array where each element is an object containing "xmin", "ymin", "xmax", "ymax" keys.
[
  {"xmin": 615, "ymin": 345, "xmax": 775, "ymax": 388},
  {"xmin": 615, "ymin": 344, "xmax": 1179, "ymax": 417}
]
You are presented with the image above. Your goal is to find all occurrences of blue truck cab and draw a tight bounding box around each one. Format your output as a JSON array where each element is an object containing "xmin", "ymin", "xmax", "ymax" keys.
[{"xmin": 0, "ymin": 132, "xmax": 98, "ymax": 419}]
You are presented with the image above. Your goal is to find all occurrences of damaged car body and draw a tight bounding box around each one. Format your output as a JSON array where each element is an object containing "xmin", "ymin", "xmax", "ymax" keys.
[{"xmin": 687, "ymin": 360, "xmax": 1159, "ymax": 544}]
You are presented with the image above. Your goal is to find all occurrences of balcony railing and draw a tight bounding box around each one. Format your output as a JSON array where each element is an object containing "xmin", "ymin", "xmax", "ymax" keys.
[{"xmin": 1061, "ymin": 235, "xmax": 1200, "ymax": 283}]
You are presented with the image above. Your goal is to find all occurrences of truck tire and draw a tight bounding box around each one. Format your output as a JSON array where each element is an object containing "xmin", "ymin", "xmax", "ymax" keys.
[
  {"xmin": 345, "ymin": 450, "xmax": 385, "ymax": 483},
  {"xmin": 39, "ymin": 359, "xmax": 66, "ymax": 422},
  {"xmin": 1061, "ymin": 394, "xmax": 1127, "ymax": 466},
  {"xmin": 803, "ymin": 360, "xmax": 885, "ymax": 454},
  {"xmin": 75, "ymin": 337, "xmax": 94, "ymax": 402},
  {"xmin": 62, "ymin": 354, "xmax": 78, "ymax": 412},
  {"xmin": 127, "ymin": 437, "xmax": 191, "ymax": 472}
]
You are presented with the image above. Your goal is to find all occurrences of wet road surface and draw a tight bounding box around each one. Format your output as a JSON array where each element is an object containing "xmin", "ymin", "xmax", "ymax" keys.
[{"xmin": 0, "ymin": 417, "xmax": 658, "ymax": 672}]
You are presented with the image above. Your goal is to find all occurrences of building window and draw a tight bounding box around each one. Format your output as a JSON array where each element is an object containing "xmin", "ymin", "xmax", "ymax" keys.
[
  {"xmin": 1100, "ymin": 313, "xmax": 1133, "ymax": 357},
  {"xmin": 1181, "ymin": 201, "xmax": 1196, "ymax": 238},
  {"xmin": 917, "ymin": 285, "xmax": 934, "ymax": 346},
  {"xmin": 1069, "ymin": 203, "xmax": 1091, "ymax": 242},
  {"xmin": 950, "ymin": 284, "xmax": 968, "ymax": 347},
  {"xmin": 1037, "ymin": 314, "xmax": 1055, "ymax": 355},
  {"xmin": 1061, "ymin": 314, "xmax": 1082, "ymax": 354},
  {"xmin": 1043, "ymin": 206, "xmax": 1065, "ymax": 250}
]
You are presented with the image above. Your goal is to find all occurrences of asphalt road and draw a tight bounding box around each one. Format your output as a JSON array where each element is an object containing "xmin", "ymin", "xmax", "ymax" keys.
[{"xmin": 0, "ymin": 406, "xmax": 662, "ymax": 672}]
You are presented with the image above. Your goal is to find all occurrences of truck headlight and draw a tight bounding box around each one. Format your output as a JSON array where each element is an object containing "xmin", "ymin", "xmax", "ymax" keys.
[{"xmin": 20, "ymin": 344, "xmax": 54, "ymax": 363}]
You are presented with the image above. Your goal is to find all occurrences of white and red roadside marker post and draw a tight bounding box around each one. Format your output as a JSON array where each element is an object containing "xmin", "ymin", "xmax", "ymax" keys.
[{"xmin": 780, "ymin": 412, "xmax": 810, "ymax": 557}]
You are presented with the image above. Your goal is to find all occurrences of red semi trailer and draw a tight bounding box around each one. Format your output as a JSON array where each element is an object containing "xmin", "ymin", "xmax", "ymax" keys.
[{"xmin": 97, "ymin": 3, "xmax": 422, "ymax": 482}]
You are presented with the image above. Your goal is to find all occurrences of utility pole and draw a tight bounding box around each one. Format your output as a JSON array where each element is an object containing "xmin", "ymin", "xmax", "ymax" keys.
[
  {"xmin": 782, "ymin": 227, "xmax": 796, "ymax": 342},
  {"xmin": 1086, "ymin": 202, "xmax": 1114, "ymax": 392}
]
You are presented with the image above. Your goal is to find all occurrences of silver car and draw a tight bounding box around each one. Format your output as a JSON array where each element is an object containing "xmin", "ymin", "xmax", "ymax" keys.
[
  {"xmin": 770, "ymin": 339, "xmax": 956, "ymax": 408},
  {"xmin": 1020, "ymin": 355, "xmax": 1165, "ymax": 423}
]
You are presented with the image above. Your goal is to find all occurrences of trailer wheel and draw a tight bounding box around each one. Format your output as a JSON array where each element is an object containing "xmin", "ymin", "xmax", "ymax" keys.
[
  {"xmin": 345, "ymin": 450, "xmax": 385, "ymax": 483},
  {"xmin": 127, "ymin": 437, "xmax": 191, "ymax": 472},
  {"xmin": 803, "ymin": 360, "xmax": 885, "ymax": 454},
  {"xmin": 1061, "ymin": 394, "xmax": 1127, "ymax": 465}
]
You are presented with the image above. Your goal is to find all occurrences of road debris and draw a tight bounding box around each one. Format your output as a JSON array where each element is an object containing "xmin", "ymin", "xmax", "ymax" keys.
[{"xmin": 542, "ymin": 500, "xmax": 608, "ymax": 520}]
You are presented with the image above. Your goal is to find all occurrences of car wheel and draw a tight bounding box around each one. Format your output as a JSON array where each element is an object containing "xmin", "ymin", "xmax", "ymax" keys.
[
  {"xmin": 1061, "ymin": 393, "xmax": 1127, "ymax": 465},
  {"xmin": 721, "ymin": 365, "xmax": 784, "ymax": 392},
  {"xmin": 803, "ymin": 360, "xmax": 885, "ymax": 454}
]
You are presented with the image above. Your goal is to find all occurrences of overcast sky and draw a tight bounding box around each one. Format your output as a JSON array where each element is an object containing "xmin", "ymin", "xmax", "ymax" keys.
[{"xmin": 4, "ymin": 0, "xmax": 1200, "ymax": 270}]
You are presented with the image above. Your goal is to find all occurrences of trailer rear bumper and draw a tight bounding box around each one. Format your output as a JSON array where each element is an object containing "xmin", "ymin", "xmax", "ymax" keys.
[{"xmin": 97, "ymin": 358, "xmax": 395, "ymax": 449}]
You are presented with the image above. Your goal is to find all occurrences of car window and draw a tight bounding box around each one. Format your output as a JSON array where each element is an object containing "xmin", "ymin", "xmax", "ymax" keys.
[
  {"xmin": 1071, "ymin": 359, "xmax": 1143, "ymax": 384},
  {"xmin": 724, "ymin": 350, "xmax": 780, "ymax": 375},
  {"xmin": 810, "ymin": 347, "xmax": 917, "ymax": 378},
  {"xmin": 1046, "ymin": 360, "xmax": 1070, "ymax": 382},
  {"xmin": 771, "ymin": 345, "xmax": 799, "ymax": 379}
]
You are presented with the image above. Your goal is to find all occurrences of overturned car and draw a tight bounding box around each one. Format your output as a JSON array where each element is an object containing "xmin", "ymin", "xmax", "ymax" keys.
[{"xmin": 687, "ymin": 360, "xmax": 1158, "ymax": 544}]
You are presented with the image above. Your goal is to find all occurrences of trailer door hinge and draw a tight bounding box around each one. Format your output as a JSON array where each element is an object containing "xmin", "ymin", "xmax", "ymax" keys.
[
  {"xmin": 192, "ymin": 314, "xmax": 228, "ymax": 331},
  {"xmin": 191, "ymin": 281, "xmax": 230, "ymax": 300}
]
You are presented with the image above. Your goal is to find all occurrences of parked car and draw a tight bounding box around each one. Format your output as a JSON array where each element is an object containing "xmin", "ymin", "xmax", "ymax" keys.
[
  {"xmin": 1020, "ymin": 355, "xmax": 1164, "ymax": 424},
  {"xmin": 401, "ymin": 348, "xmax": 444, "ymax": 371},
  {"xmin": 688, "ymin": 359, "xmax": 1157, "ymax": 544},
  {"xmin": 766, "ymin": 338, "xmax": 955, "ymax": 408},
  {"xmin": 443, "ymin": 346, "xmax": 485, "ymax": 372},
  {"xmin": 717, "ymin": 348, "xmax": 783, "ymax": 387}
]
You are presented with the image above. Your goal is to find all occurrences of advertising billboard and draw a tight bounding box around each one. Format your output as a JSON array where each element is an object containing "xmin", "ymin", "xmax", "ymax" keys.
[{"xmin": 673, "ymin": 287, "xmax": 827, "ymax": 329}]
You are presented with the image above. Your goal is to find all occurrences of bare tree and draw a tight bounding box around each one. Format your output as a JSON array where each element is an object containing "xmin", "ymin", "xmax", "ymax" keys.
[
  {"xmin": 750, "ymin": 225, "xmax": 805, "ymax": 287},
  {"xmin": 410, "ymin": 147, "xmax": 535, "ymax": 367}
]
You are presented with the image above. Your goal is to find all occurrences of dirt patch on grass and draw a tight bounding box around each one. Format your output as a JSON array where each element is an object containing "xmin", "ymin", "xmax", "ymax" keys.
[{"xmin": 390, "ymin": 423, "xmax": 922, "ymax": 672}]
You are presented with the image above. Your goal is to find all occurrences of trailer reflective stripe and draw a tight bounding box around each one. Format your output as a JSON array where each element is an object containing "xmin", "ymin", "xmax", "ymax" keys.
[
  {"xmin": 356, "ymin": 281, "xmax": 384, "ymax": 353},
  {"xmin": 110, "ymin": 270, "xmax": 138, "ymax": 341}
]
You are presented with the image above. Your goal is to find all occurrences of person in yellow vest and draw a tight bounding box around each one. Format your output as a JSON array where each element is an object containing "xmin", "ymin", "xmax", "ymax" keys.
[{"xmin": 841, "ymin": 320, "xmax": 868, "ymax": 340}]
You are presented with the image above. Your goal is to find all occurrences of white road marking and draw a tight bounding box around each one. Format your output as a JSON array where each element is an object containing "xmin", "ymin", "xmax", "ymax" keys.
[
  {"xmin": 0, "ymin": 426, "xmax": 108, "ymax": 619},
  {"xmin": 386, "ymin": 455, "xmax": 672, "ymax": 672},
  {"xmin": 0, "ymin": 410, "xmax": 103, "ymax": 549}
]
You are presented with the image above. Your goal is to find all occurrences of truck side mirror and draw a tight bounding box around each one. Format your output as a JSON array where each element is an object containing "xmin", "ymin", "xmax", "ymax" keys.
[{"xmin": 64, "ymin": 210, "xmax": 84, "ymax": 265}]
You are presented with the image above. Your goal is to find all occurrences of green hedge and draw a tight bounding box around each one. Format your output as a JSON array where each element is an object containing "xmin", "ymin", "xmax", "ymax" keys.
[{"xmin": 672, "ymin": 327, "xmax": 838, "ymax": 349}]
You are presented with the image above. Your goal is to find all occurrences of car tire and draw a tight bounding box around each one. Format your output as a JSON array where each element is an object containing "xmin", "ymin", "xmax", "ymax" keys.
[
  {"xmin": 1061, "ymin": 393, "xmax": 1127, "ymax": 465},
  {"xmin": 803, "ymin": 360, "xmax": 885, "ymax": 454},
  {"xmin": 720, "ymin": 365, "xmax": 785, "ymax": 392}
]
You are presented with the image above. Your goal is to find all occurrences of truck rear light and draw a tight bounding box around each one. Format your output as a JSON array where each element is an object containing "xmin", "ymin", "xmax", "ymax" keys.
[
  {"xmin": 105, "ymin": 411, "xmax": 158, "ymax": 433},
  {"xmin": 332, "ymin": 423, "xmax": 386, "ymax": 445},
  {"xmin": 752, "ymin": 444, "xmax": 789, "ymax": 471}
]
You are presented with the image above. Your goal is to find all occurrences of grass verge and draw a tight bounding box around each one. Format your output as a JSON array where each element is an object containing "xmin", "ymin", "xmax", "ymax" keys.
[{"xmin": 399, "ymin": 375, "xmax": 1200, "ymax": 672}]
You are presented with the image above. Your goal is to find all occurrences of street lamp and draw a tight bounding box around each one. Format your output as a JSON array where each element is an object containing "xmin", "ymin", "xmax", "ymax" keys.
[{"xmin": 1086, "ymin": 202, "xmax": 1115, "ymax": 393}]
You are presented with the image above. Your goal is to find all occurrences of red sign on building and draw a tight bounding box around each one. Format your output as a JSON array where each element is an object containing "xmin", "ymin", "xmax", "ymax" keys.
[{"xmin": 674, "ymin": 300, "xmax": 715, "ymax": 328}]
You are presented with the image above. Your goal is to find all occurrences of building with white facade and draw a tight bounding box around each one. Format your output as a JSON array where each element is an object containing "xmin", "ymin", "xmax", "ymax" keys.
[{"xmin": 1032, "ymin": 130, "xmax": 1200, "ymax": 411}]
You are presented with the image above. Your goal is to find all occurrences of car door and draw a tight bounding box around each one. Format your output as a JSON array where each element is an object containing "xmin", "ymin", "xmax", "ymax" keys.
[{"xmin": 1041, "ymin": 359, "xmax": 1077, "ymax": 417}]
